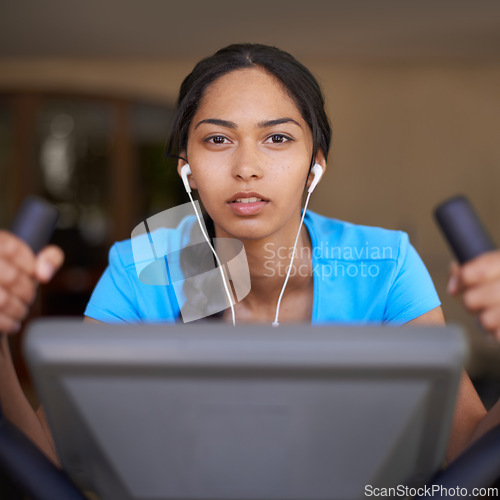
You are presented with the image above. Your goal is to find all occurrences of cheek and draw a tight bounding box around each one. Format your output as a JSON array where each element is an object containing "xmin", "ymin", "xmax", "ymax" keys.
[
  {"xmin": 192, "ymin": 167, "xmax": 226, "ymax": 204},
  {"xmin": 275, "ymin": 162, "xmax": 310, "ymax": 189},
  {"xmin": 188, "ymin": 148, "xmax": 229, "ymax": 178}
]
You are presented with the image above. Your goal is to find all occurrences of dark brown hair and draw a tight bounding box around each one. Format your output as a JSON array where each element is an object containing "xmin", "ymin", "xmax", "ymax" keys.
[{"xmin": 167, "ymin": 43, "xmax": 331, "ymax": 167}]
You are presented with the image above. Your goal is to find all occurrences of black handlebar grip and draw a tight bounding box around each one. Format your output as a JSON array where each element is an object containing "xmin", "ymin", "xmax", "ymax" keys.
[
  {"xmin": 434, "ymin": 195, "xmax": 496, "ymax": 264},
  {"xmin": 10, "ymin": 197, "xmax": 59, "ymax": 254}
]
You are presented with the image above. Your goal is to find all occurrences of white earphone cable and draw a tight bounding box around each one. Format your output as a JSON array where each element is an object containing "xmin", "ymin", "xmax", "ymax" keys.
[
  {"xmin": 187, "ymin": 190, "xmax": 236, "ymax": 326},
  {"xmin": 272, "ymin": 190, "xmax": 313, "ymax": 327}
]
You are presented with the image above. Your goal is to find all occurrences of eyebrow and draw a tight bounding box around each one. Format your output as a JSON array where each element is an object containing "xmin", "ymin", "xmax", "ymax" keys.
[
  {"xmin": 195, "ymin": 118, "xmax": 236, "ymax": 130},
  {"xmin": 194, "ymin": 117, "xmax": 302, "ymax": 130},
  {"xmin": 257, "ymin": 118, "xmax": 302, "ymax": 129}
]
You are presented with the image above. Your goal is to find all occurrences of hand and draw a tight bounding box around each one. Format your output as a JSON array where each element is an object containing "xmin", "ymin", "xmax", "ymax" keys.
[
  {"xmin": 447, "ymin": 250, "xmax": 500, "ymax": 341},
  {"xmin": 0, "ymin": 231, "xmax": 64, "ymax": 333}
]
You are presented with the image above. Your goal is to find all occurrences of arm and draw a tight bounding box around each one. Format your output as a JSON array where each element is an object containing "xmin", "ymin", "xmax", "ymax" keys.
[
  {"xmin": 0, "ymin": 335, "xmax": 59, "ymax": 465},
  {"xmin": 0, "ymin": 230, "xmax": 64, "ymax": 465},
  {"xmin": 407, "ymin": 306, "xmax": 498, "ymax": 463}
]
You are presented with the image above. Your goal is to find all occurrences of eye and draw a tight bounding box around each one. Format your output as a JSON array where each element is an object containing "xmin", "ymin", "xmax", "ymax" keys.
[
  {"xmin": 265, "ymin": 134, "xmax": 293, "ymax": 144},
  {"xmin": 205, "ymin": 135, "xmax": 229, "ymax": 145}
]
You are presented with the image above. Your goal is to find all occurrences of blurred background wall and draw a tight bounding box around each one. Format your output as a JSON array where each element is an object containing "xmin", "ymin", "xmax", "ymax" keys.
[{"xmin": 1, "ymin": 0, "xmax": 500, "ymax": 387}]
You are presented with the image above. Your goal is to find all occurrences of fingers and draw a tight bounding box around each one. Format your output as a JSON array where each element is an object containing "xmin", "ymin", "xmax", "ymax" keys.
[
  {"xmin": 0, "ymin": 233, "xmax": 37, "ymax": 334},
  {"xmin": 0, "ymin": 256, "xmax": 38, "ymax": 302},
  {"xmin": 0, "ymin": 231, "xmax": 64, "ymax": 334},
  {"xmin": 0, "ymin": 288, "xmax": 29, "ymax": 332},
  {"xmin": 35, "ymin": 245, "xmax": 65, "ymax": 283},
  {"xmin": 448, "ymin": 251, "xmax": 500, "ymax": 340},
  {"xmin": 478, "ymin": 307, "xmax": 500, "ymax": 341},
  {"xmin": 454, "ymin": 251, "xmax": 500, "ymax": 292},
  {"xmin": 0, "ymin": 230, "xmax": 36, "ymax": 275},
  {"xmin": 462, "ymin": 280, "xmax": 500, "ymax": 312},
  {"xmin": 463, "ymin": 281, "xmax": 500, "ymax": 341}
]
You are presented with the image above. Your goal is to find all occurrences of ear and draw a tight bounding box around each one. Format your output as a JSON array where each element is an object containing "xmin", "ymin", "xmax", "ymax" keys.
[
  {"xmin": 177, "ymin": 157, "xmax": 198, "ymax": 191},
  {"xmin": 306, "ymin": 151, "xmax": 327, "ymax": 190}
]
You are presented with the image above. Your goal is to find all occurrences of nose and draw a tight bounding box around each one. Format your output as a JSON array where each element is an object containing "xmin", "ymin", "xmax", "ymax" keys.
[{"xmin": 232, "ymin": 142, "xmax": 264, "ymax": 182}]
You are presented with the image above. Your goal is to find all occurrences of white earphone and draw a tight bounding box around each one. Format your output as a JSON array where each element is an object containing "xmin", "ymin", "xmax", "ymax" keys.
[
  {"xmin": 180, "ymin": 164, "xmax": 192, "ymax": 194},
  {"xmin": 179, "ymin": 161, "xmax": 324, "ymax": 326},
  {"xmin": 308, "ymin": 163, "xmax": 324, "ymax": 193}
]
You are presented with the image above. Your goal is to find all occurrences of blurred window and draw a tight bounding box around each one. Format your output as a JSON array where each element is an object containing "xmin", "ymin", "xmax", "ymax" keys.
[{"xmin": 0, "ymin": 91, "xmax": 181, "ymax": 317}]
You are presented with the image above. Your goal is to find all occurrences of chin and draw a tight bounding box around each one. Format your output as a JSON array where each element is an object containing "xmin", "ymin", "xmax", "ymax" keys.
[{"xmin": 215, "ymin": 218, "xmax": 275, "ymax": 241}]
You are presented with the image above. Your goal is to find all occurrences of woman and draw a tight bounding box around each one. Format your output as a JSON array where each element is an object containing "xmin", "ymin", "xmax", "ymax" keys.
[{"xmin": 0, "ymin": 44, "xmax": 499, "ymax": 467}]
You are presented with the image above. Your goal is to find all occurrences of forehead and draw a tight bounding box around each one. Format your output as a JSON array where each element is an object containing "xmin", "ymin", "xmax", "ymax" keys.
[{"xmin": 194, "ymin": 67, "xmax": 302, "ymax": 122}]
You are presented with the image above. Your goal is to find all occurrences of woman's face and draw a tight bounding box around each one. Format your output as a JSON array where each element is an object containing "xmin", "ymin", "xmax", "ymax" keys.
[{"xmin": 180, "ymin": 67, "xmax": 320, "ymax": 242}]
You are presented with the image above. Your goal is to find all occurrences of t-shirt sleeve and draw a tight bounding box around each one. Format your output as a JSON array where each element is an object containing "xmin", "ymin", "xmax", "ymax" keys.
[
  {"xmin": 84, "ymin": 244, "xmax": 141, "ymax": 323},
  {"xmin": 383, "ymin": 233, "xmax": 441, "ymax": 324}
]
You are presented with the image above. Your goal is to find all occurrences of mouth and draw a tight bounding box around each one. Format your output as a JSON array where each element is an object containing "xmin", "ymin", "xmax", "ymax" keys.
[
  {"xmin": 227, "ymin": 192, "xmax": 269, "ymax": 204},
  {"xmin": 227, "ymin": 192, "xmax": 269, "ymax": 216}
]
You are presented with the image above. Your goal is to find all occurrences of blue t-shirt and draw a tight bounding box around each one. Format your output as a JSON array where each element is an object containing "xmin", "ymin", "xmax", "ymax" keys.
[{"xmin": 84, "ymin": 211, "xmax": 440, "ymax": 325}]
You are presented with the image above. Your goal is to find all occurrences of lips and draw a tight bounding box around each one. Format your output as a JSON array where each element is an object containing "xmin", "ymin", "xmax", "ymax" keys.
[
  {"xmin": 227, "ymin": 191, "xmax": 269, "ymax": 203},
  {"xmin": 227, "ymin": 191, "xmax": 269, "ymax": 216}
]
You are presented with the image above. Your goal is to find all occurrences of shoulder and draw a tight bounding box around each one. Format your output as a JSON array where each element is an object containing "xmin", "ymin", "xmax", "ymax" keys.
[
  {"xmin": 85, "ymin": 215, "xmax": 197, "ymax": 323},
  {"xmin": 306, "ymin": 211, "xmax": 440, "ymax": 324},
  {"xmin": 109, "ymin": 214, "xmax": 197, "ymax": 271},
  {"xmin": 305, "ymin": 210, "xmax": 407, "ymax": 262}
]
